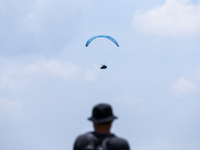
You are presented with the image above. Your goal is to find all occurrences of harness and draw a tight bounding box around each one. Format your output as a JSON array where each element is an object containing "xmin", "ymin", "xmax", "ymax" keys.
[{"xmin": 85, "ymin": 133, "xmax": 111, "ymax": 150}]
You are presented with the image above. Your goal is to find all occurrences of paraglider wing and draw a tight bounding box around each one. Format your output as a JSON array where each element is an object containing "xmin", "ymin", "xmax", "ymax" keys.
[{"xmin": 85, "ymin": 35, "xmax": 119, "ymax": 47}]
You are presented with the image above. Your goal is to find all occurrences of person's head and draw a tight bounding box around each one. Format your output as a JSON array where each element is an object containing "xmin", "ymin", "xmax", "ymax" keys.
[{"xmin": 88, "ymin": 103, "xmax": 117, "ymax": 134}]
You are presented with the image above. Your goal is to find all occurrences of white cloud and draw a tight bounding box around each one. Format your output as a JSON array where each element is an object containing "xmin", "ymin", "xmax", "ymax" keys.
[
  {"xmin": 0, "ymin": 59, "xmax": 80, "ymax": 89},
  {"xmin": 39, "ymin": 60, "xmax": 80, "ymax": 80},
  {"xmin": 0, "ymin": 97, "xmax": 35, "ymax": 121},
  {"xmin": 169, "ymin": 77, "xmax": 196, "ymax": 97},
  {"xmin": 116, "ymin": 94, "xmax": 145, "ymax": 104},
  {"xmin": 84, "ymin": 65, "xmax": 101, "ymax": 82},
  {"xmin": 133, "ymin": 0, "xmax": 200, "ymax": 38}
]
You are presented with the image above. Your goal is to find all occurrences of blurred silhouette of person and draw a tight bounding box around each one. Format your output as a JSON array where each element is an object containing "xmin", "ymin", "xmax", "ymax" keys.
[{"xmin": 73, "ymin": 103, "xmax": 130, "ymax": 150}]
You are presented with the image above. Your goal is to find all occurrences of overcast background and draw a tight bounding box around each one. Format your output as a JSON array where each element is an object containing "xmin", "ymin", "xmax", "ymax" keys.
[{"xmin": 1, "ymin": 0, "xmax": 200, "ymax": 150}]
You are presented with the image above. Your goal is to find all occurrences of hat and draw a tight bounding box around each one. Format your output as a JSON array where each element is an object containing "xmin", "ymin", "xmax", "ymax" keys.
[{"xmin": 88, "ymin": 103, "xmax": 117, "ymax": 123}]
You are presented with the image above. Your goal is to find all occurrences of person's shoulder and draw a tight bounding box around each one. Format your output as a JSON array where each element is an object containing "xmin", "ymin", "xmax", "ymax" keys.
[
  {"xmin": 109, "ymin": 136, "xmax": 129, "ymax": 146},
  {"xmin": 74, "ymin": 132, "xmax": 91, "ymax": 150},
  {"xmin": 108, "ymin": 135, "xmax": 130, "ymax": 150},
  {"xmin": 76, "ymin": 132, "xmax": 89, "ymax": 140}
]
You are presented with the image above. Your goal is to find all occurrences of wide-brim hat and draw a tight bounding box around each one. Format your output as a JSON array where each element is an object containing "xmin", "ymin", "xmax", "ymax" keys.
[{"xmin": 88, "ymin": 103, "xmax": 117, "ymax": 123}]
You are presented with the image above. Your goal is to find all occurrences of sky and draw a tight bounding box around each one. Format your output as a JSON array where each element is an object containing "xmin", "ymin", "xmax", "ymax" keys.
[{"xmin": 0, "ymin": 0, "xmax": 200, "ymax": 149}]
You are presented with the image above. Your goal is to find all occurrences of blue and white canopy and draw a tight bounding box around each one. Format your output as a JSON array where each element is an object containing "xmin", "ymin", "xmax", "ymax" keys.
[{"xmin": 85, "ymin": 35, "xmax": 119, "ymax": 47}]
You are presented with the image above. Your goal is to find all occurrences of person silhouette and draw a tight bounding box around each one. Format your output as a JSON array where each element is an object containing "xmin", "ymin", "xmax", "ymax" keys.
[{"xmin": 73, "ymin": 103, "xmax": 130, "ymax": 150}]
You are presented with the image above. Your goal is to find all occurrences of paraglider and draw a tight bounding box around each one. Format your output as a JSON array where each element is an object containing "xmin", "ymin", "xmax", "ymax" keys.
[
  {"xmin": 85, "ymin": 35, "xmax": 119, "ymax": 47},
  {"xmin": 85, "ymin": 35, "xmax": 119, "ymax": 69},
  {"xmin": 100, "ymin": 65, "xmax": 107, "ymax": 69}
]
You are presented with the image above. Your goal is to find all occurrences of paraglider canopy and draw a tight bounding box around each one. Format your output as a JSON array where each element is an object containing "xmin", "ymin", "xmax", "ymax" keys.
[{"xmin": 85, "ymin": 35, "xmax": 119, "ymax": 47}]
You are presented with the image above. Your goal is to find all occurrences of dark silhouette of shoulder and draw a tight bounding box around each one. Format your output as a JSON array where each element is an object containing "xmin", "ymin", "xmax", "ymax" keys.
[
  {"xmin": 74, "ymin": 133, "xmax": 89, "ymax": 150},
  {"xmin": 108, "ymin": 136, "xmax": 130, "ymax": 150},
  {"xmin": 73, "ymin": 132, "xmax": 130, "ymax": 150}
]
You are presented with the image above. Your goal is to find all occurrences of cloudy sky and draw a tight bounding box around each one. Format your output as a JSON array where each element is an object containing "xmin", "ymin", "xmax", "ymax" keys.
[{"xmin": 1, "ymin": 0, "xmax": 200, "ymax": 149}]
